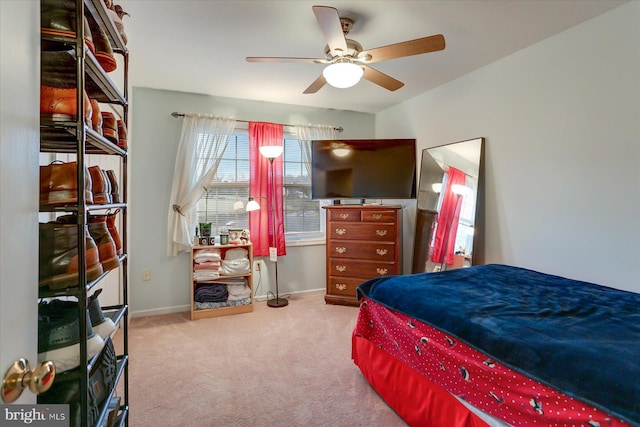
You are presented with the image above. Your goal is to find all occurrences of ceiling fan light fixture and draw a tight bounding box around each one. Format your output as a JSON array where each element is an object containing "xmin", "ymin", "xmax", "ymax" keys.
[{"xmin": 323, "ymin": 61, "xmax": 363, "ymax": 88}]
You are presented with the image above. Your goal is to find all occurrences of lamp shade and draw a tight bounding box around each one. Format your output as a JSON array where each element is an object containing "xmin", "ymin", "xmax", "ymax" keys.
[
  {"xmin": 451, "ymin": 184, "xmax": 471, "ymax": 197},
  {"xmin": 323, "ymin": 62, "xmax": 364, "ymax": 89},
  {"xmin": 259, "ymin": 145, "xmax": 283, "ymax": 159},
  {"xmin": 246, "ymin": 198, "xmax": 261, "ymax": 212}
]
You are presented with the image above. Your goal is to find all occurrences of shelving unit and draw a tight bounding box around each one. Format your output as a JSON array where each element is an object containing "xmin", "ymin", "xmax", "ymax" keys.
[
  {"xmin": 37, "ymin": 1, "xmax": 129, "ymax": 426},
  {"xmin": 190, "ymin": 243, "xmax": 254, "ymax": 320}
]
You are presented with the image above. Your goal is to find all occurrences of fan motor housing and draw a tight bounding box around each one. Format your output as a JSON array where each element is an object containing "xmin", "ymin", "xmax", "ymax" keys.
[{"xmin": 324, "ymin": 39, "xmax": 363, "ymax": 61}]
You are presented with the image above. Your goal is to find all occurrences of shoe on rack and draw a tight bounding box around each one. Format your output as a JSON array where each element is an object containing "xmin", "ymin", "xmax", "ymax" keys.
[
  {"xmin": 107, "ymin": 5, "xmax": 129, "ymax": 45},
  {"xmin": 90, "ymin": 210, "xmax": 122, "ymax": 256},
  {"xmin": 90, "ymin": 99, "xmax": 103, "ymax": 135},
  {"xmin": 39, "ymin": 223, "xmax": 104, "ymax": 290},
  {"xmin": 38, "ymin": 337, "xmax": 116, "ymax": 427},
  {"xmin": 41, "ymin": 49, "xmax": 75, "ymax": 88},
  {"xmin": 101, "ymin": 112, "xmax": 118, "ymax": 144},
  {"xmin": 101, "ymin": 169, "xmax": 113, "ymax": 204},
  {"xmin": 105, "ymin": 170, "xmax": 120, "ymax": 203},
  {"xmin": 41, "ymin": 0, "xmax": 94, "ymax": 53},
  {"xmin": 40, "ymin": 161, "xmax": 94, "ymax": 207},
  {"xmin": 40, "ymin": 85, "xmax": 92, "ymax": 127},
  {"xmin": 55, "ymin": 214, "xmax": 120, "ymax": 272},
  {"xmin": 88, "ymin": 165, "xmax": 109, "ymax": 205},
  {"xmin": 116, "ymin": 119, "xmax": 128, "ymax": 149},
  {"xmin": 88, "ymin": 289, "xmax": 117, "ymax": 339},
  {"xmin": 38, "ymin": 299, "xmax": 105, "ymax": 373},
  {"xmin": 90, "ymin": 19, "xmax": 117, "ymax": 73}
]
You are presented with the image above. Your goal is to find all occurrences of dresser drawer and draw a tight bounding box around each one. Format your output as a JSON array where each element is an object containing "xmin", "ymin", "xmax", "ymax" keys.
[
  {"xmin": 328, "ymin": 241, "xmax": 396, "ymax": 261},
  {"xmin": 327, "ymin": 276, "xmax": 367, "ymax": 298},
  {"xmin": 362, "ymin": 210, "xmax": 398, "ymax": 223},
  {"xmin": 329, "ymin": 259, "xmax": 398, "ymax": 278},
  {"xmin": 328, "ymin": 222, "xmax": 396, "ymax": 241},
  {"xmin": 329, "ymin": 209, "xmax": 362, "ymax": 222}
]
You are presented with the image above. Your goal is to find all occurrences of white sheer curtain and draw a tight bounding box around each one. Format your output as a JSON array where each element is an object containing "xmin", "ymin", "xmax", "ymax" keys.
[
  {"xmin": 167, "ymin": 114, "xmax": 236, "ymax": 256},
  {"xmin": 293, "ymin": 124, "xmax": 337, "ymax": 176}
]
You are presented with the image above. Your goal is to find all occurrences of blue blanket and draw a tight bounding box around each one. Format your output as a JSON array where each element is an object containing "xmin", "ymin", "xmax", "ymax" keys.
[{"xmin": 357, "ymin": 264, "xmax": 640, "ymax": 425}]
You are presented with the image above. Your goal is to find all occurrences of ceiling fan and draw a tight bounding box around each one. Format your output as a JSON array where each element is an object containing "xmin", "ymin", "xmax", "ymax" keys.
[{"xmin": 246, "ymin": 5, "xmax": 445, "ymax": 94}]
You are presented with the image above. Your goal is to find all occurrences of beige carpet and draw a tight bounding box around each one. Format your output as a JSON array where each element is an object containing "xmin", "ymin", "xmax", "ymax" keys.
[{"xmin": 115, "ymin": 292, "xmax": 406, "ymax": 427}]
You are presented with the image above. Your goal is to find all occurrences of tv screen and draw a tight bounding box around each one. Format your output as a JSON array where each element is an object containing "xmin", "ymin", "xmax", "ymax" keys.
[{"xmin": 311, "ymin": 139, "xmax": 417, "ymax": 200}]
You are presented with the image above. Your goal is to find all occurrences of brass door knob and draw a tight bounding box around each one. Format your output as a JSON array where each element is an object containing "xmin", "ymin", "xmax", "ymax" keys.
[{"xmin": 1, "ymin": 359, "xmax": 56, "ymax": 403}]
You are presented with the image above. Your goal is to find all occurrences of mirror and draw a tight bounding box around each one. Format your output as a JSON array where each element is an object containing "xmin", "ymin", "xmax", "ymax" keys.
[{"xmin": 412, "ymin": 138, "xmax": 484, "ymax": 273}]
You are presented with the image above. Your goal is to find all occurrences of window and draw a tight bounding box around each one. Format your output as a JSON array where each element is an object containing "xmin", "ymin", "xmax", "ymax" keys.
[
  {"xmin": 283, "ymin": 138, "xmax": 322, "ymax": 237},
  {"xmin": 196, "ymin": 132, "xmax": 250, "ymax": 236},
  {"xmin": 195, "ymin": 131, "xmax": 323, "ymax": 242}
]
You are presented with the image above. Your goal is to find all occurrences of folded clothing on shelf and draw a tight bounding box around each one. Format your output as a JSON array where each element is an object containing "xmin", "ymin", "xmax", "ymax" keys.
[
  {"xmin": 194, "ymin": 284, "xmax": 228, "ymax": 303},
  {"xmin": 194, "ymin": 248, "xmax": 221, "ymax": 263},
  {"xmin": 220, "ymin": 258, "xmax": 250, "ymax": 275},
  {"xmin": 193, "ymin": 260, "xmax": 220, "ymax": 271},
  {"xmin": 224, "ymin": 247, "xmax": 248, "ymax": 260},
  {"xmin": 193, "ymin": 270, "xmax": 220, "ymax": 282},
  {"xmin": 227, "ymin": 282, "xmax": 251, "ymax": 301}
]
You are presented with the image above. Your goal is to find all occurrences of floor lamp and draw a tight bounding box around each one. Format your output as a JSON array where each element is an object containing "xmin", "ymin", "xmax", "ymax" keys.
[
  {"xmin": 440, "ymin": 184, "xmax": 469, "ymax": 271},
  {"xmin": 258, "ymin": 145, "xmax": 288, "ymax": 308}
]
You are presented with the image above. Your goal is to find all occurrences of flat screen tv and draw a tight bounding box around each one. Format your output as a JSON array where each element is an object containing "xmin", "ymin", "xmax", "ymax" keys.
[{"xmin": 311, "ymin": 139, "xmax": 417, "ymax": 200}]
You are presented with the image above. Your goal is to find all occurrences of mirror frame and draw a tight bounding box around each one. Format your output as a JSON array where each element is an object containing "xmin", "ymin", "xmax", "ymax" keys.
[{"xmin": 412, "ymin": 137, "xmax": 485, "ymax": 273}]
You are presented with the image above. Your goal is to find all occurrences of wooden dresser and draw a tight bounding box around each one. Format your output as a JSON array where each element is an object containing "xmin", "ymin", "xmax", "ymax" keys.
[{"xmin": 323, "ymin": 205, "xmax": 402, "ymax": 306}]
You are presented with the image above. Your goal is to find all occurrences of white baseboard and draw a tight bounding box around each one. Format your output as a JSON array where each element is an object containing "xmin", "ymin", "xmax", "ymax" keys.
[
  {"xmin": 130, "ymin": 304, "xmax": 190, "ymax": 318},
  {"xmin": 253, "ymin": 287, "xmax": 324, "ymax": 302},
  {"xmin": 130, "ymin": 288, "xmax": 326, "ymax": 318}
]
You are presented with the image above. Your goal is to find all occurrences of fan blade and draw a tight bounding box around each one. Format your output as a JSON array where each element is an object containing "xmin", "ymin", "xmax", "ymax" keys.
[
  {"xmin": 361, "ymin": 65, "xmax": 404, "ymax": 91},
  {"xmin": 359, "ymin": 34, "xmax": 445, "ymax": 63},
  {"xmin": 246, "ymin": 56, "xmax": 328, "ymax": 64},
  {"xmin": 303, "ymin": 75, "xmax": 327, "ymax": 94},
  {"xmin": 313, "ymin": 6, "xmax": 348, "ymax": 56}
]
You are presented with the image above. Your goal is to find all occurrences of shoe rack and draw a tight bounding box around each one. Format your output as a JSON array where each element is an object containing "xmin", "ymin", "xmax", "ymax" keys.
[{"xmin": 38, "ymin": 0, "xmax": 129, "ymax": 426}]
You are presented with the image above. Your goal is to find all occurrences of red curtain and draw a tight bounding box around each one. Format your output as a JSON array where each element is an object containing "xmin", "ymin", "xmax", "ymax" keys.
[
  {"xmin": 431, "ymin": 167, "xmax": 467, "ymax": 265},
  {"xmin": 249, "ymin": 122, "xmax": 286, "ymax": 257}
]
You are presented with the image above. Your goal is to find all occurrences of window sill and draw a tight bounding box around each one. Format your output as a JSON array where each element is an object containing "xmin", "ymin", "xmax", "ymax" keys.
[{"xmin": 285, "ymin": 234, "xmax": 326, "ymax": 247}]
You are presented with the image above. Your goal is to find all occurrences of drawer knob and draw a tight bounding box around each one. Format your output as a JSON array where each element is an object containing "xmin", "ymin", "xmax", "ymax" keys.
[
  {"xmin": 373, "ymin": 214, "xmax": 382, "ymax": 220},
  {"xmin": 336, "ymin": 265, "xmax": 347, "ymax": 272},
  {"xmin": 376, "ymin": 229, "xmax": 387, "ymax": 237},
  {"xmin": 335, "ymin": 283, "xmax": 347, "ymax": 291},
  {"xmin": 376, "ymin": 267, "xmax": 388, "ymax": 275},
  {"xmin": 335, "ymin": 247, "xmax": 347, "ymax": 254},
  {"xmin": 336, "ymin": 228, "xmax": 347, "ymax": 235},
  {"xmin": 340, "ymin": 213, "xmax": 350, "ymax": 219},
  {"xmin": 376, "ymin": 248, "xmax": 388, "ymax": 256}
]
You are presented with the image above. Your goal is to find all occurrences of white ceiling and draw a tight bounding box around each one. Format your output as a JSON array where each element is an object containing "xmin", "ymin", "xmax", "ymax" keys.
[{"xmin": 121, "ymin": 0, "xmax": 626, "ymax": 114}]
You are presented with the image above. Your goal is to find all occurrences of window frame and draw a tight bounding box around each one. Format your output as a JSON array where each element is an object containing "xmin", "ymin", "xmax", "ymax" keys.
[{"xmin": 195, "ymin": 129, "xmax": 327, "ymax": 246}]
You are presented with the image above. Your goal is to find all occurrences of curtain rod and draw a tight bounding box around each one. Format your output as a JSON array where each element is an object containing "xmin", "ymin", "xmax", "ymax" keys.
[{"xmin": 170, "ymin": 112, "xmax": 343, "ymax": 133}]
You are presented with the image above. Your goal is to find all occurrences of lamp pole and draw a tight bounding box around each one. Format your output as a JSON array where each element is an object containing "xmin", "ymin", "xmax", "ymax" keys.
[
  {"xmin": 266, "ymin": 156, "xmax": 288, "ymax": 307},
  {"xmin": 441, "ymin": 184, "xmax": 468, "ymax": 271},
  {"xmin": 259, "ymin": 145, "xmax": 288, "ymax": 308},
  {"xmin": 441, "ymin": 193, "xmax": 462, "ymax": 271}
]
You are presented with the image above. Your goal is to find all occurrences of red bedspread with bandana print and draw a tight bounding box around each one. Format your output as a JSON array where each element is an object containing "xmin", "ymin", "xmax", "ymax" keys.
[{"xmin": 352, "ymin": 265, "xmax": 639, "ymax": 427}]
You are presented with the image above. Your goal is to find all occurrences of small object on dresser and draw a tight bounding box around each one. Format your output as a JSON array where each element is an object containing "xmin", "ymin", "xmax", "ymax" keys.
[
  {"xmin": 199, "ymin": 222, "xmax": 212, "ymax": 237},
  {"xmin": 229, "ymin": 228, "xmax": 243, "ymax": 244},
  {"xmin": 208, "ymin": 236, "xmax": 216, "ymax": 245},
  {"xmin": 199, "ymin": 237, "xmax": 208, "ymax": 246},
  {"xmin": 220, "ymin": 229, "xmax": 229, "ymax": 245}
]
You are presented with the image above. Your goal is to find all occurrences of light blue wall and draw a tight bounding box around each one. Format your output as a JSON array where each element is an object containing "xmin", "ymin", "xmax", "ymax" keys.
[
  {"xmin": 376, "ymin": 2, "xmax": 640, "ymax": 293},
  {"xmin": 128, "ymin": 88, "xmax": 375, "ymax": 315}
]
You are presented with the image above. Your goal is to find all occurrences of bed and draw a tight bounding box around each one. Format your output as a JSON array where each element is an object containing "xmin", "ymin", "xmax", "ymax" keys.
[{"xmin": 352, "ymin": 264, "xmax": 640, "ymax": 427}]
